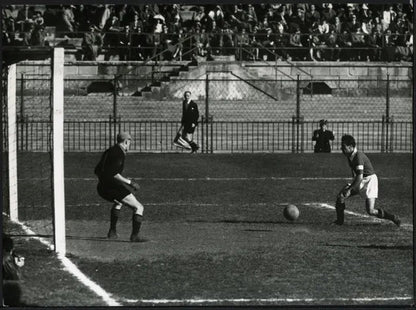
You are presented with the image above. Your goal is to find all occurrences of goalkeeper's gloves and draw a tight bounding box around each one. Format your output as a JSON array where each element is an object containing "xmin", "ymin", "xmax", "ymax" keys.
[{"xmin": 129, "ymin": 179, "xmax": 140, "ymax": 191}]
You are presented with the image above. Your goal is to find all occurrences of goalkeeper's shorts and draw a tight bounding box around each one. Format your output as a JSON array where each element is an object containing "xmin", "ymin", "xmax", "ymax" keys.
[
  {"xmin": 358, "ymin": 174, "xmax": 378, "ymax": 199},
  {"xmin": 97, "ymin": 181, "xmax": 132, "ymax": 203}
]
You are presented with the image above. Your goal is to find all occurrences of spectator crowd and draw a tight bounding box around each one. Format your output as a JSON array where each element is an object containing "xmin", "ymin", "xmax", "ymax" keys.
[{"xmin": 2, "ymin": 3, "xmax": 413, "ymax": 62}]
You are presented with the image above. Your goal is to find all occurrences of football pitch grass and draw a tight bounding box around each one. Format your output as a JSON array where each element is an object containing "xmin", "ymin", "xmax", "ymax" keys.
[{"xmin": 3, "ymin": 152, "xmax": 414, "ymax": 307}]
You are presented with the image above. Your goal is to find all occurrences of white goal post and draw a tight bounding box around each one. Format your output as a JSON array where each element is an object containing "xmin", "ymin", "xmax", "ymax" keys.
[
  {"xmin": 6, "ymin": 48, "xmax": 66, "ymax": 256},
  {"xmin": 52, "ymin": 47, "xmax": 66, "ymax": 256}
]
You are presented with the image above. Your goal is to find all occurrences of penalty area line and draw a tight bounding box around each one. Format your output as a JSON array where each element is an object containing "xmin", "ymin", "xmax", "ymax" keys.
[
  {"xmin": 305, "ymin": 203, "xmax": 413, "ymax": 231},
  {"xmin": 3, "ymin": 213, "xmax": 121, "ymax": 307}
]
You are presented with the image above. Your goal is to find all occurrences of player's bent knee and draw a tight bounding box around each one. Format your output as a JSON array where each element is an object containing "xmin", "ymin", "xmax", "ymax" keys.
[{"xmin": 133, "ymin": 204, "xmax": 144, "ymax": 216}]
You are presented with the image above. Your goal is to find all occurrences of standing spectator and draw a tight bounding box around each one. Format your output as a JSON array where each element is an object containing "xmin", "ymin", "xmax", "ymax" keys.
[
  {"xmin": 322, "ymin": 3, "xmax": 337, "ymax": 24},
  {"xmin": 246, "ymin": 4, "xmax": 258, "ymax": 32},
  {"xmin": 95, "ymin": 132, "xmax": 144, "ymax": 242},
  {"xmin": 312, "ymin": 119, "xmax": 334, "ymax": 153},
  {"xmin": 103, "ymin": 14, "xmax": 122, "ymax": 60},
  {"xmin": 99, "ymin": 4, "xmax": 112, "ymax": 30},
  {"xmin": 305, "ymin": 4, "xmax": 320, "ymax": 29},
  {"xmin": 82, "ymin": 24, "xmax": 103, "ymax": 60},
  {"xmin": 139, "ymin": 4, "xmax": 154, "ymax": 32},
  {"xmin": 333, "ymin": 16, "xmax": 343, "ymax": 34},
  {"xmin": 173, "ymin": 91, "xmax": 199, "ymax": 153},
  {"xmin": 73, "ymin": 5, "xmax": 90, "ymax": 34},
  {"xmin": 60, "ymin": 5, "xmax": 76, "ymax": 37},
  {"xmin": 333, "ymin": 134, "xmax": 401, "ymax": 226},
  {"xmin": 118, "ymin": 25, "xmax": 131, "ymax": 60},
  {"xmin": 130, "ymin": 24, "xmax": 147, "ymax": 60}
]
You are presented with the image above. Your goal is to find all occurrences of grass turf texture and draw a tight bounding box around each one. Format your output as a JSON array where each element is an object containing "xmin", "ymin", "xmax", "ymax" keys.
[{"xmin": 5, "ymin": 153, "xmax": 413, "ymax": 306}]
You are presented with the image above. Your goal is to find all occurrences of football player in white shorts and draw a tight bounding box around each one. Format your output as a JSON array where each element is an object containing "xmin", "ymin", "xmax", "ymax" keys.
[{"xmin": 333, "ymin": 134, "xmax": 401, "ymax": 226}]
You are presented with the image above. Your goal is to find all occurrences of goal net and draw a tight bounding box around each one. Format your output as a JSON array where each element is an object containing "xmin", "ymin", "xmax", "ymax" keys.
[{"xmin": 2, "ymin": 48, "xmax": 66, "ymax": 255}]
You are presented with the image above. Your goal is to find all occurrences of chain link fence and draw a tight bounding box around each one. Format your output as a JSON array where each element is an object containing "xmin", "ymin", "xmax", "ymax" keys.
[{"xmin": 5, "ymin": 63, "xmax": 413, "ymax": 153}]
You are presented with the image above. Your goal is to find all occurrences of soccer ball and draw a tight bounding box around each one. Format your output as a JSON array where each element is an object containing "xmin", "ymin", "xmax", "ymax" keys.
[{"xmin": 283, "ymin": 204, "xmax": 299, "ymax": 221}]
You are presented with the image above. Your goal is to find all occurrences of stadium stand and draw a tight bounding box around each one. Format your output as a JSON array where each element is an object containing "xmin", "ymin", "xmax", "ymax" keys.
[{"xmin": 2, "ymin": 4, "xmax": 413, "ymax": 62}]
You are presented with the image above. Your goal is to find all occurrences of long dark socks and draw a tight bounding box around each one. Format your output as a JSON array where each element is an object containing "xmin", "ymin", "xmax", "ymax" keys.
[
  {"xmin": 132, "ymin": 214, "xmax": 143, "ymax": 235},
  {"xmin": 110, "ymin": 207, "xmax": 121, "ymax": 231}
]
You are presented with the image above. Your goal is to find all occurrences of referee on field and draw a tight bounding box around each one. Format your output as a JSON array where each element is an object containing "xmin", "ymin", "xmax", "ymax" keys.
[{"xmin": 95, "ymin": 132, "xmax": 144, "ymax": 242}]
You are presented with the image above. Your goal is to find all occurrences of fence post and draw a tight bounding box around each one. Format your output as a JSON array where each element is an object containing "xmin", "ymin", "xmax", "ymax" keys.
[
  {"xmin": 20, "ymin": 73, "xmax": 25, "ymax": 150},
  {"xmin": 389, "ymin": 115, "xmax": 394, "ymax": 152},
  {"xmin": 108, "ymin": 115, "xmax": 113, "ymax": 147},
  {"xmin": 381, "ymin": 115, "xmax": 385, "ymax": 152},
  {"xmin": 385, "ymin": 74, "xmax": 391, "ymax": 152},
  {"xmin": 201, "ymin": 115, "xmax": 205, "ymax": 153},
  {"xmin": 113, "ymin": 75, "xmax": 118, "ymax": 140},
  {"xmin": 205, "ymin": 73, "xmax": 209, "ymax": 154},
  {"xmin": 210, "ymin": 115, "xmax": 213, "ymax": 154},
  {"xmin": 291, "ymin": 116, "xmax": 296, "ymax": 153},
  {"xmin": 300, "ymin": 115, "xmax": 304, "ymax": 153}
]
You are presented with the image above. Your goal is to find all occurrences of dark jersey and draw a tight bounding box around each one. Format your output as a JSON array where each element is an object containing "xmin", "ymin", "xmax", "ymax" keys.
[
  {"xmin": 95, "ymin": 144, "xmax": 125, "ymax": 185},
  {"xmin": 312, "ymin": 129, "xmax": 334, "ymax": 153},
  {"xmin": 348, "ymin": 150, "xmax": 375, "ymax": 177},
  {"xmin": 181, "ymin": 99, "xmax": 199, "ymax": 126}
]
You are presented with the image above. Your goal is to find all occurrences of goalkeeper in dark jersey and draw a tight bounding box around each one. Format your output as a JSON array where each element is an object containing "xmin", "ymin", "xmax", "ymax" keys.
[
  {"xmin": 95, "ymin": 132, "xmax": 144, "ymax": 242},
  {"xmin": 333, "ymin": 134, "xmax": 401, "ymax": 226}
]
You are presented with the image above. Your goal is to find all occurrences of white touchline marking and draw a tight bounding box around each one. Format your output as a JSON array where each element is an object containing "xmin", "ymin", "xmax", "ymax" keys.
[
  {"xmin": 20, "ymin": 176, "xmax": 403, "ymax": 181},
  {"xmin": 305, "ymin": 203, "xmax": 413, "ymax": 231},
  {"xmin": 123, "ymin": 296, "xmax": 412, "ymax": 304},
  {"xmin": 3, "ymin": 213, "xmax": 121, "ymax": 307}
]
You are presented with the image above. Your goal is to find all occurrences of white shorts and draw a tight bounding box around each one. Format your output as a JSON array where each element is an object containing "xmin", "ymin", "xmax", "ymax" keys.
[{"xmin": 358, "ymin": 174, "xmax": 378, "ymax": 199}]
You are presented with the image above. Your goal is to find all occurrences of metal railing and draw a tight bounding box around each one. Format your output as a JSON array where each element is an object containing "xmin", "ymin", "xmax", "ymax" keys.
[{"xmin": 5, "ymin": 118, "xmax": 412, "ymax": 153}]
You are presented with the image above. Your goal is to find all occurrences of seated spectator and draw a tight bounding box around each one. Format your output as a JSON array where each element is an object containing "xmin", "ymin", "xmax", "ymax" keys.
[
  {"xmin": 366, "ymin": 28, "xmax": 382, "ymax": 61},
  {"xmin": 383, "ymin": 29, "xmax": 397, "ymax": 61},
  {"xmin": 326, "ymin": 29, "xmax": 340, "ymax": 61},
  {"xmin": 274, "ymin": 22, "xmax": 289, "ymax": 60},
  {"xmin": 82, "ymin": 24, "xmax": 103, "ymax": 60},
  {"xmin": 289, "ymin": 27, "xmax": 305, "ymax": 60},
  {"xmin": 30, "ymin": 23, "xmax": 48, "ymax": 46},
  {"xmin": 337, "ymin": 30, "xmax": 353, "ymax": 60},
  {"xmin": 21, "ymin": 20, "xmax": 35, "ymax": 46},
  {"xmin": 259, "ymin": 27, "xmax": 275, "ymax": 60},
  {"xmin": 236, "ymin": 27, "xmax": 251, "ymax": 60},
  {"xmin": 395, "ymin": 31, "xmax": 412, "ymax": 61},
  {"xmin": 249, "ymin": 25, "xmax": 261, "ymax": 60},
  {"xmin": 351, "ymin": 27, "xmax": 366, "ymax": 60}
]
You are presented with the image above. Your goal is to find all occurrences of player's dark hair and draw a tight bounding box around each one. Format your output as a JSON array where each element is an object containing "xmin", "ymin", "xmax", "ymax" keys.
[
  {"xmin": 184, "ymin": 91, "xmax": 191, "ymax": 97},
  {"xmin": 341, "ymin": 134, "xmax": 356, "ymax": 147}
]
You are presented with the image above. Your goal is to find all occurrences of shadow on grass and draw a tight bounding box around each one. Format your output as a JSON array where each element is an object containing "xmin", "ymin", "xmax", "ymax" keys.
[
  {"xmin": 66, "ymin": 235, "xmax": 150, "ymax": 243},
  {"xmin": 325, "ymin": 243, "xmax": 412, "ymax": 250}
]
